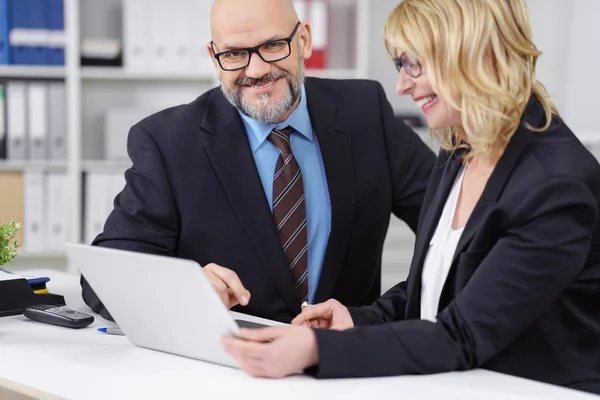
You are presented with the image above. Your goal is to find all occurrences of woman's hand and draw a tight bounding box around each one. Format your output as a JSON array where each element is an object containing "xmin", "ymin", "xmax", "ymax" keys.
[
  {"xmin": 291, "ymin": 299, "xmax": 354, "ymax": 330},
  {"xmin": 221, "ymin": 326, "xmax": 318, "ymax": 378}
]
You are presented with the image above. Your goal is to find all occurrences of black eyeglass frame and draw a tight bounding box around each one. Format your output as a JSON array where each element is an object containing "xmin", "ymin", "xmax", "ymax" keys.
[
  {"xmin": 211, "ymin": 21, "xmax": 302, "ymax": 71},
  {"xmin": 392, "ymin": 53, "xmax": 423, "ymax": 78}
]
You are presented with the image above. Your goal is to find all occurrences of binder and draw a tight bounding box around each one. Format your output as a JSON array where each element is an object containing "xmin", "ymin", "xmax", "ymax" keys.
[
  {"xmin": 327, "ymin": 0, "xmax": 355, "ymax": 70},
  {"xmin": 23, "ymin": 170, "xmax": 46, "ymax": 252},
  {"xmin": 305, "ymin": 0, "xmax": 328, "ymax": 69},
  {"xmin": 83, "ymin": 172, "xmax": 125, "ymax": 245},
  {"xmin": 148, "ymin": 0, "xmax": 170, "ymax": 72},
  {"xmin": 84, "ymin": 173, "xmax": 109, "ymax": 245},
  {"xmin": 45, "ymin": 172, "xmax": 69, "ymax": 251},
  {"xmin": 6, "ymin": 80, "xmax": 27, "ymax": 160},
  {"xmin": 47, "ymin": 0, "xmax": 64, "ymax": 65},
  {"xmin": 123, "ymin": 0, "xmax": 151, "ymax": 70},
  {"xmin": 26, "ymin": 81, "xmax": 48, "ymax": 159},
  {"xmin": 9, "ymin": 0, "xmax": 48, "ymax": 65},
  {"xmin": 0, "ymin": 82, "xmax": 6, "ymax": 159},
  {"xmin": 169, "ymin": 0, "xmax": 191, "ymax": 72},
  {"xmin": 0, "ymin": 0, "xmax": 10, "ymax": 65},
  {"xmin": 47, "ymin": 81, "xmax": 66, "ymax": 159},
  {"xmin": 188, "ymin": 0, "xmax": 212, "ymax": 74},
  {"xmin": 9, "ymin": 0, "xmax": 29, "ymax": 64},
  {"xmin": 28, "ymin": 0, "xmax": 48, "ymax": 65}
]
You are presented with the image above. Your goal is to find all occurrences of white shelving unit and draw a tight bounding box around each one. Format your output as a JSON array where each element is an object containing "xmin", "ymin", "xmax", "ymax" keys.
[
  {"xmin": 2, "ymin": 0, "xmax": 371, "ymax": 272},
  {"xmin": 0, "ymin": 66, "xmax": 66, "ymax": 79},
  {"xmin": 80, "ymin": 67, "xmax": 214, "ymax": 82}
]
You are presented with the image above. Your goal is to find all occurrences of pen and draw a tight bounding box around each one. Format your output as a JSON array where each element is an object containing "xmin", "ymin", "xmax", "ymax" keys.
[{"xmin": 97, "ymin": 327, "xmax": 124, "ymax": 336}]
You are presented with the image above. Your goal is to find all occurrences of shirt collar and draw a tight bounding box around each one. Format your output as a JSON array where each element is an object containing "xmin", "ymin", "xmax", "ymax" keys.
[{"xmin": 239, "ymin": 84, "xmax": 313, "ymax": 153}]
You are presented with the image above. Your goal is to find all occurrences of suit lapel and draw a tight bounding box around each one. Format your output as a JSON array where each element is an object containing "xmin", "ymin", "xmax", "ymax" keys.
[
  {"xmin": 405, "ymin": 153, "xmax": 463, "ymax": 317},
  {"xmin": 449, "ymin": 125, "xmax": 535, "ymax": 267},
  {"xmin": 305, "ymin": 80, "xmax": 355, "ymax": 303},
  {"xmin": 201, "ymin": 90, "xmax": 299, "ymax": 313},
  {"xmin": 436, "ymin": 99, "xmax": 542, "ymax": 310}
]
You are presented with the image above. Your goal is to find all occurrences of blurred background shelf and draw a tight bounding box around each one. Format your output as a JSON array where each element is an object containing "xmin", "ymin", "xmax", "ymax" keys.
[
  {"xmin": 305, "ymin": 68, "xmax": 361, "ymax": 79},
  {"xmin": 0, "ymin": 66, "xmax": 66, "ymax": 79},
  {"xmin": 81, "ymin": 67, "xmax": 214, "ymax": 82},
  {"xmin": 82, "ymin": 159, "xmax": 132, "ymax": 172},
  {"xmin": 0, "ymin": 160, "xmax": 69, "ymax": 172}
]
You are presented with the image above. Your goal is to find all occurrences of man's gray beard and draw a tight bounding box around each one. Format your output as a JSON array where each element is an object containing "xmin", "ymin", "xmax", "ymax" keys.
[{"xmin": 219, "ymin": 53, "xmax": 305, "ymax": 124}]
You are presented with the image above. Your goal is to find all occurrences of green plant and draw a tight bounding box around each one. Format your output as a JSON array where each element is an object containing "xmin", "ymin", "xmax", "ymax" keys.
[{"xmin": 0, "ymin": 221, "xmax": 22, "ymax": 266}]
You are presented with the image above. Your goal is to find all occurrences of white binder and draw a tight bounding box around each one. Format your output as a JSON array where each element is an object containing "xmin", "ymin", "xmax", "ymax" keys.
[
  {"xmin": 84, "ymin": 172, "xmax": 126, "ymax": 245},
  {"xmin": 45, "ymin": 172, "xmax": 69, "ymax": 251},
  {"xmin": 123, "ymin": 0, "xmax": 151, "ymax": 71},
  {"xmin": 6, "ymin": 81, "xmax": 27, "ymax": 160},
  {"xmin": 23, "ymin": 170, "xmax": 47, "ymax": 252},
  {"xmin": 47, "ymin": 82, "xmax": 66, "ymax": 160},
  {"xmin": 165, "ymin": 0, "xmax": 191, "ymax": 72},
  {"xmin": 148, "ymin": 0, "xmax": 171, "ymax": 72},
  {"xmin": 26, "ymin": 82, "xmax": 49, "ymax": 160},
  {"xmin": 189, "ymin": 0, "xmax": 213, "ymax": 74},
  {"xmin": 84, "ymin": 173, "xmax": 110, "ymax": 245}
]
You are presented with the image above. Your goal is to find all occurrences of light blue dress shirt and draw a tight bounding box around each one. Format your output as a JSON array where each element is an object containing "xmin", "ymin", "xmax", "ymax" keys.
[{"xmin": 239, "ymin": 84, "xmax": 331, "ymax": 303}]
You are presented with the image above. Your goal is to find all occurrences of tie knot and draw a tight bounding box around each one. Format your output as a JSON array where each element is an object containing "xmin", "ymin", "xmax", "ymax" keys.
[{"xmin": 269, "ymin": 127, "xmax": 294, "ymax": 154}]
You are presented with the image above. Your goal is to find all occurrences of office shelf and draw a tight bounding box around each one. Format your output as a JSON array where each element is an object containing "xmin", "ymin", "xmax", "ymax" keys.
[
  {"xmin": 0, "ymin": 66, "xmax": 65, "ymax": 79},
  {"xmin": 82, "ymin": 159, "xmax": 132, "ymax": 172},
  {"xmin": 0, "ymin": 160, "xmax": 69, "ymax": 172},
  {"xmin": 305, "ymin": 68, "xmax": 360, "ymax": 79},
  {"xmin": 80, "ymin": 67, "xmax": 214, "ymax": 82}
]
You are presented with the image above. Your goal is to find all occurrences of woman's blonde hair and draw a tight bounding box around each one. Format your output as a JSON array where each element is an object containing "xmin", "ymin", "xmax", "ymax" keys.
[{"xmin": 384, "ymin": 0, "xmax": 558, "ymax": 160}]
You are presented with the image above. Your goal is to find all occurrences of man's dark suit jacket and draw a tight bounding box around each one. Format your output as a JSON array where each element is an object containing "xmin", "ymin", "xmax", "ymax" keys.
[
  {"xmin": 80, "ymin": 77, "xmax": 436, "ymax": 323},
  {"xmin": 311, "ymin": 96, "xmax": 600, "ymax": 394}
]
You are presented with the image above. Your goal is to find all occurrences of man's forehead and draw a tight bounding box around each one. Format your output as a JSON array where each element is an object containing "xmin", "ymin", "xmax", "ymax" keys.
[
  {"xmin": 210, "ymin": 0, "xmax": 298, "ymax": 49},
  {"xmin": 212, "ymin": 20, "xmax": 293, "ymax": 50}
]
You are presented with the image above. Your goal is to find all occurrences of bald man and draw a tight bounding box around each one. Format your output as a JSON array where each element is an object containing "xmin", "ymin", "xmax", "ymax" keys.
[{"xmin": 80, "ymin": 0, "xmax": 435, "ymax": 323}]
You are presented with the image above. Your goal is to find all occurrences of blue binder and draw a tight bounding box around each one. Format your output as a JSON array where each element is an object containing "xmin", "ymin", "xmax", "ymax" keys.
[
  {"xmin": 0, "ymin": 0, "xmax": 10, "ymax": 64},
  {"xmin": 29, "ymin": 0, "xmax": 48, "ymax": 65},
  {"xmin": 48, "ymin": 0, "xmax": 64, "ymax": 65},
  {"xmin": 9, "ymin": 0, "xmax": 30, "ymax": 64}
]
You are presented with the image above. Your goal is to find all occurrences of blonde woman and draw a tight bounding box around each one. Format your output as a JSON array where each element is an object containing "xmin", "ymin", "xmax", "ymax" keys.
[{"xmin": 220, "ymin": 0, "xmax": 600, "ymax": 392}]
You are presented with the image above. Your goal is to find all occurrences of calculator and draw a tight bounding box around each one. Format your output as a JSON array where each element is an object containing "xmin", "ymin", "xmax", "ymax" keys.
[{"xmin": 24, "ymin": 304, "xmax": 95, "ymax": 329}]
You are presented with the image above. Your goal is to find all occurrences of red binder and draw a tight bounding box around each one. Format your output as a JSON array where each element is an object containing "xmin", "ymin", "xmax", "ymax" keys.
[{"xmin": 299, "ymin": 0, "xmax": 329, "ymax": 69}]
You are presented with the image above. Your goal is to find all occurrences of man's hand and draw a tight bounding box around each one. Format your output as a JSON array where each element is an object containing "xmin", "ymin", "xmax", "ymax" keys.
[
  {"xmin": 291, "ymin": 299, "xmax": 354, "ymax": 330},
  {"xmin": 203, "ymin": 263, "xmax": 250, "ymax": 309}
]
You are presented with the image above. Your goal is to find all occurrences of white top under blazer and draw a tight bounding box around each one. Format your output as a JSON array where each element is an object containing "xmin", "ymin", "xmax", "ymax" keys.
[{"xmin": 420, "ymin": 163, "xmax": 467, "ymax": 322}]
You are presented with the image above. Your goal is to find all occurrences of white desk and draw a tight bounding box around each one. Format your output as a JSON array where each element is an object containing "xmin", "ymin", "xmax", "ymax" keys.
[{"xmin": 0, "ymin": 270, "xmax": 596, "ymax": 400}]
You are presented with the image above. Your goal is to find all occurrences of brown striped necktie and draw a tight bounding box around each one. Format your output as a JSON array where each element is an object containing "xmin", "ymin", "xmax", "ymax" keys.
[{"xmin": 268, "ymin": 127, "xmax": 309, "ymax": 303}]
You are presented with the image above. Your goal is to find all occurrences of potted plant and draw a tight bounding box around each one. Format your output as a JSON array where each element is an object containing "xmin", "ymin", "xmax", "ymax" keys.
[{"xmin": 0, "ymin": 221, "xmax": 22, "ymax": 268}]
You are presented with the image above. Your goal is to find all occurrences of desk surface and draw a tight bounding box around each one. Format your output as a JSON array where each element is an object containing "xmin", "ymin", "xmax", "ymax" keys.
[{"xmin": 0, "ymin": 269, "xmax": 596, "ymax": 400}]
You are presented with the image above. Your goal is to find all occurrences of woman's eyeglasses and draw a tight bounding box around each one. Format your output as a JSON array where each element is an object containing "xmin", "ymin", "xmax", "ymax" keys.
[{"xmin": 393, "ymin": 53, "xmax": 423, "ymax": 78}]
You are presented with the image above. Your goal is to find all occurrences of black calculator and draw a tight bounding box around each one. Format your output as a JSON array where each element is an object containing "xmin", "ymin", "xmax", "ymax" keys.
[{"xmin": 24, "ymin": 304, "xmax": 95, "ymax": 329}]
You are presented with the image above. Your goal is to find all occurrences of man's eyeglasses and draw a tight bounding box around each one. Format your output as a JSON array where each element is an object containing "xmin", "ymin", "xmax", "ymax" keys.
[
  {"xmin": 393, "ymin": 53, "xmax": 423, "ymax": 78},
  {"xmin": 211, "ymin": 22, "xmax": 301, "ymax": 71}
]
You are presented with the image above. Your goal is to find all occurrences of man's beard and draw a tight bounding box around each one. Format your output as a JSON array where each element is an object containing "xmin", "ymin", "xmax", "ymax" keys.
[{"xmin": 219, "ymin": 50, "xmax": 305, "ymax": 124}]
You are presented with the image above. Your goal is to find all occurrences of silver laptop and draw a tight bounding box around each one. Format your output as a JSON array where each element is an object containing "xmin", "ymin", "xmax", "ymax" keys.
[{"xmin": 65, "ymin": 243, "xmax": 281, "ymax": 368}]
